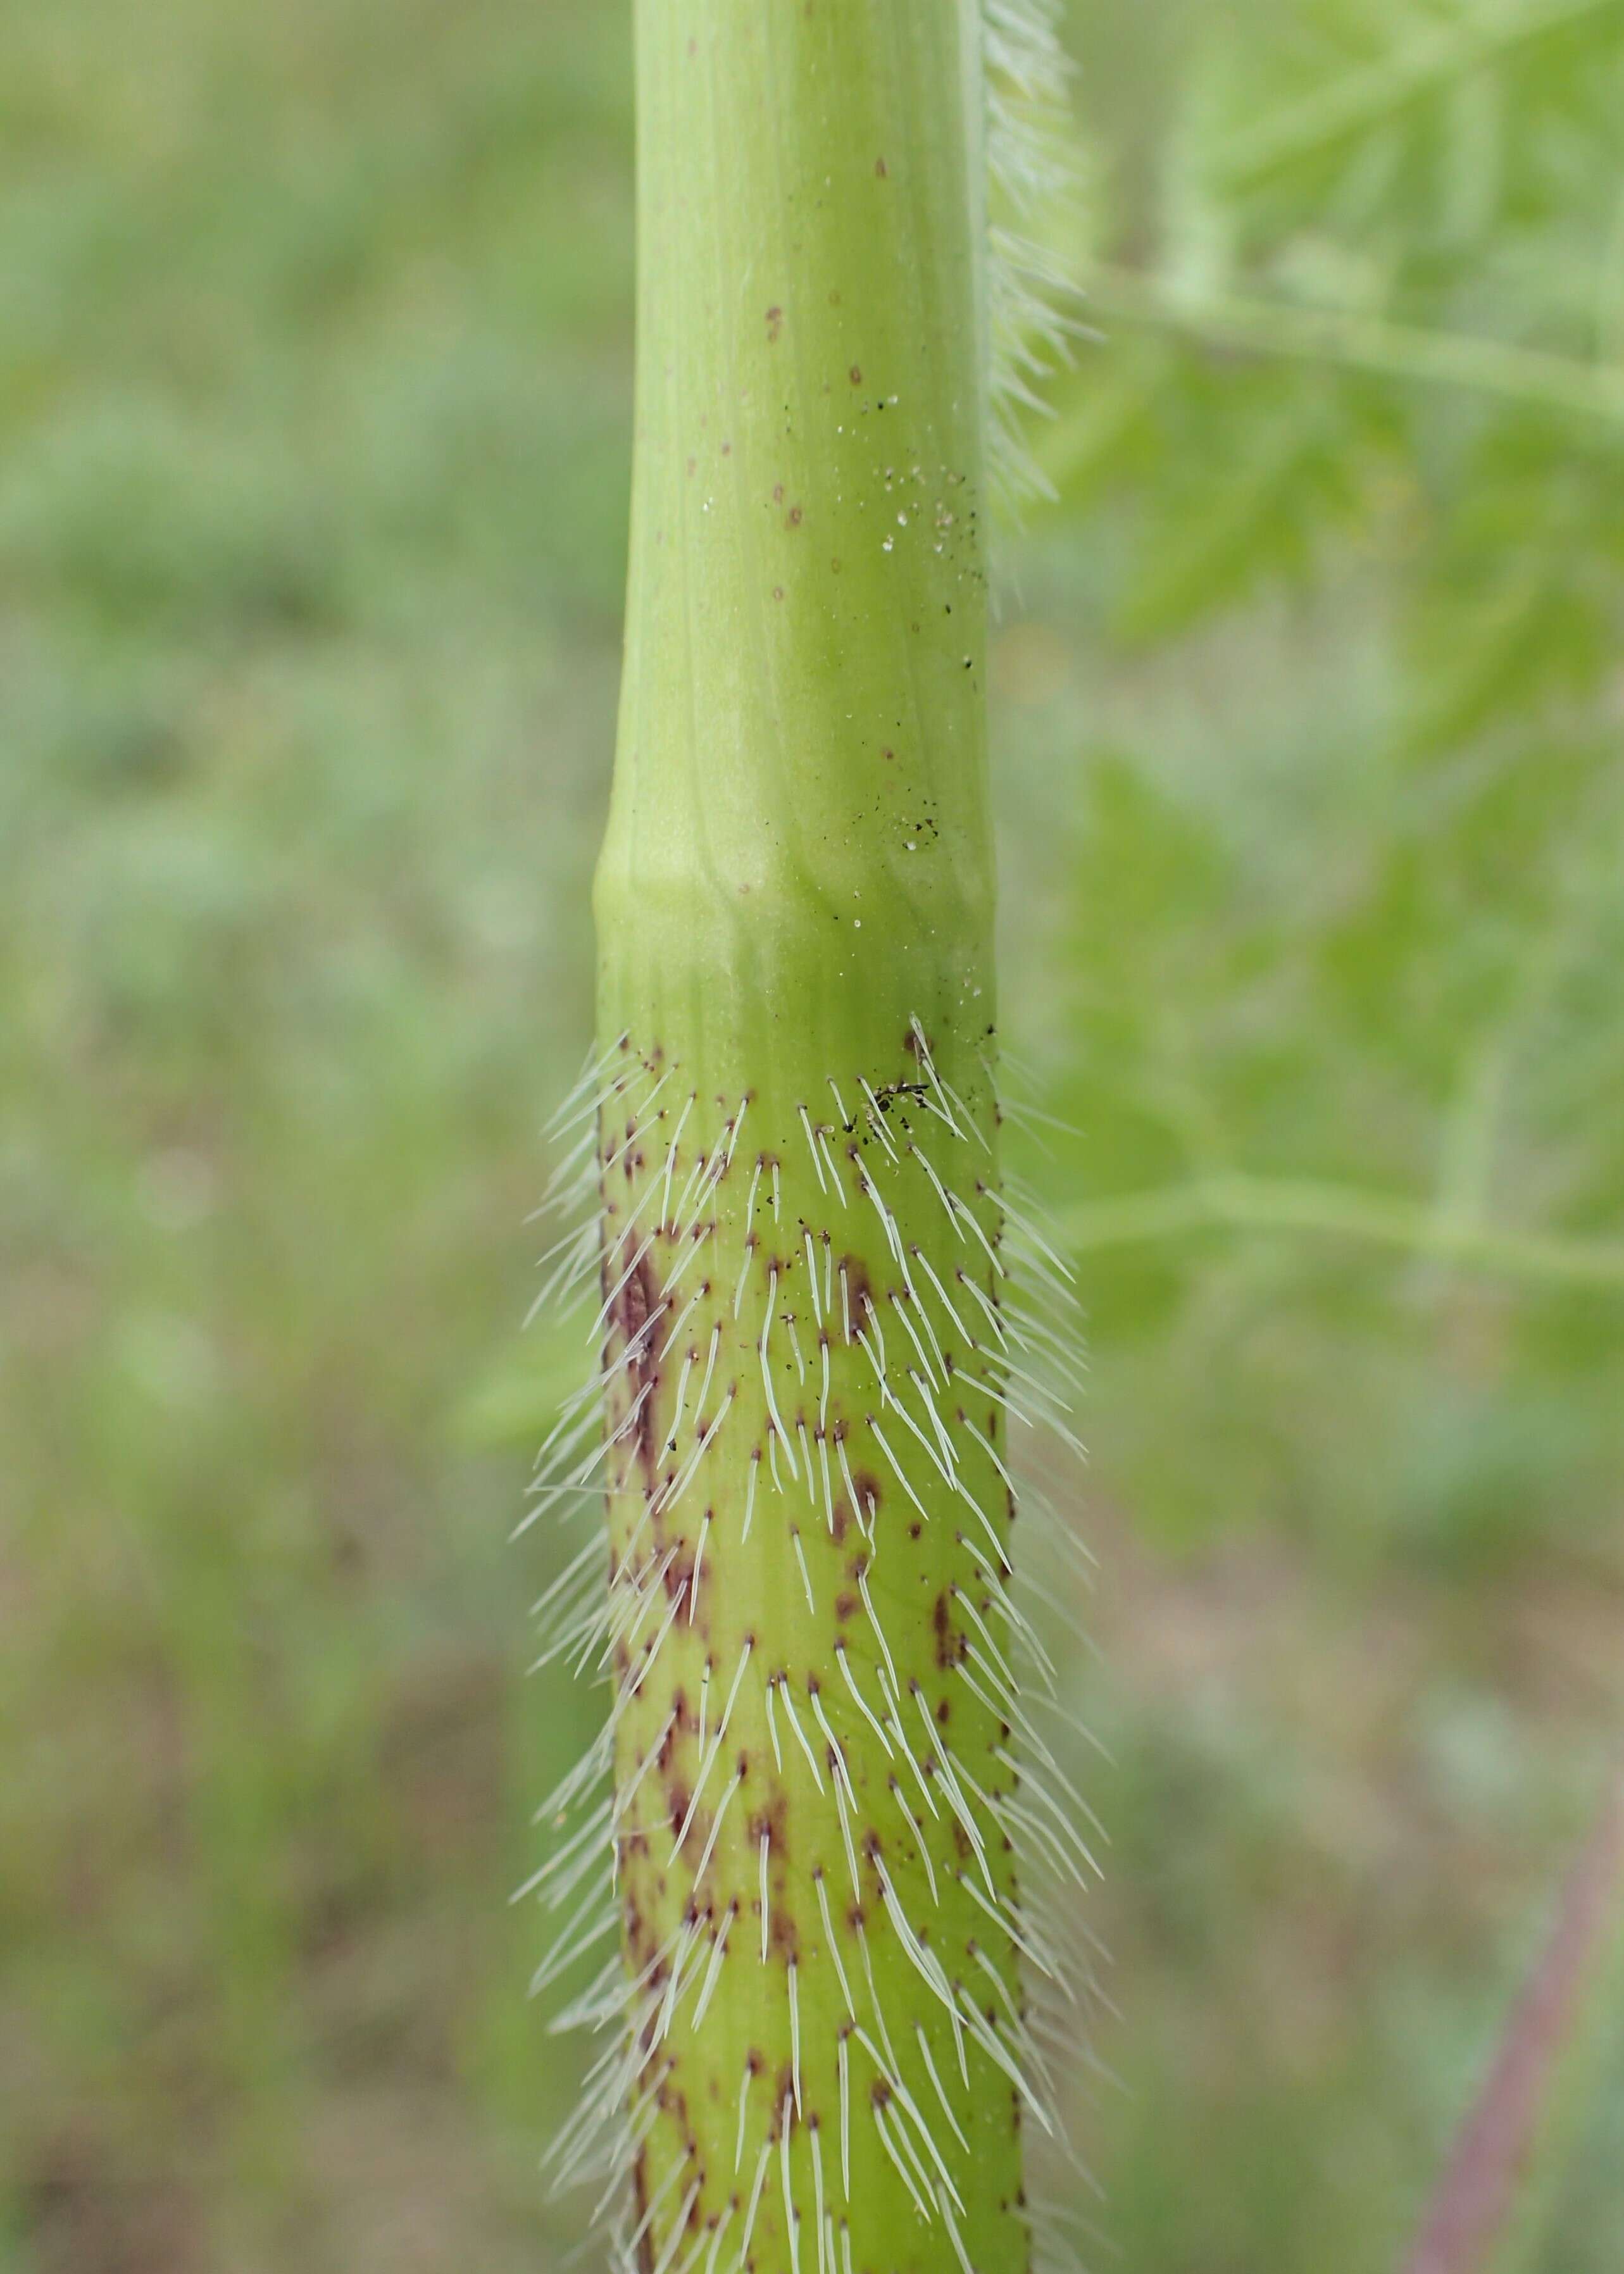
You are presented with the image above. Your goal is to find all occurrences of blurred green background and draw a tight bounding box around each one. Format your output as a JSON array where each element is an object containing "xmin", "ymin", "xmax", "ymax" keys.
[{"xmin": 3, "ymin": 1, "xmax": 1621, "ymax": 2268}]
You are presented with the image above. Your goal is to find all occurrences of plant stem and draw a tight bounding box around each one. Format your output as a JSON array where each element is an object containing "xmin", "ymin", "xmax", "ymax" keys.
[
  {"xmin": 599, "ymin": 0, "xmax": 997, "ymax": 1089},
  {"xmin": 1056, "ymin": 1172, "xmax": 1624, "ymax": 1292},
  {"xmin": 544, "ymin": 8, "xmax": 1068, "ymax": 2270},
  {"xmin": 1046, "ymin": 266, "xmax": 1624, "ymax": 447},
  {"xmin": 1402, "ymin": 1768, "xmax": 1624, "ymax": 2274},
  {"xmin": 1213, "ymin": 0, "xmax": 1624, "ymax": 192}
]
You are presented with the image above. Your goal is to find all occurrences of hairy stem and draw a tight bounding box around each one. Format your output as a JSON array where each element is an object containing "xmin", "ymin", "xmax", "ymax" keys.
[{"xmin": 540, "ymin": 6, "xmax": 1073, "ymax": 2273}]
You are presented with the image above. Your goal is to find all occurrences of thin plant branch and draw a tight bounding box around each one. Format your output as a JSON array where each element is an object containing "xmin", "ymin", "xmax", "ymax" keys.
[
  {"xmin": 1402, "ymin": 1767, "xmax": 1624, "ymax": 2274},
  {"xmin": 1215, "ymin": 0, "xmax": 1624, "ymax": 191},
  {"xmin": 1058, "ymin": 263, "xmax": 1624, "ymax": 432},
  {"xmin": 1059, "ymin": 1173, "xmax": 1624, "ymax": 1291}
]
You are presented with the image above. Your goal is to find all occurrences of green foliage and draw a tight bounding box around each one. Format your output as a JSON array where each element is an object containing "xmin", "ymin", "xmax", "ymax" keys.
[
  {"xmin": 1022, "ymin": 0, "xmax": 1624, "ymax": 1577},
  {"xmin": 0, "ymin": 3, "xmax": 624, "ymax": 2266},
  {"xmin": 1006, "ymin": 3, "xmax": 1624, "ymax": 2258}
]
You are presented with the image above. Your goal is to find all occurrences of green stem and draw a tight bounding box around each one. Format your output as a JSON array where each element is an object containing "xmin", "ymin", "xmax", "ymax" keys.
[
  {"xmin": 541, "ymin": 8, "xmax": 1067, "ymax": 2272},
  {"xmin": 1213, "ymin": 0, "xmax": 1624, "ymax": 192},
  {"xmin": 1044, "ymin": 266, "xmax": 1624, "ymax": 451},
  {"xmin": 598, "ymin": 0, "xmax": 996, "ymax": 1087},
  {"xmin": 1058, "ymin": 1173, "xmax": 1624, "ymax": 1293},
  {"xmin": 1402, "ymin": 1769, "xmax": 1624, "ymax": 2274}
]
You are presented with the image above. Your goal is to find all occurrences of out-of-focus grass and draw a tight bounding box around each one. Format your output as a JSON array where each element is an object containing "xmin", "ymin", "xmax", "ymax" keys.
[
  {"xmin": 1, "ymin": 3, "xmax": 627, "ymax": 2265},
  {"xmin": 2, "ymin": 1, "xmax": 1620, "ymax": 2270}
]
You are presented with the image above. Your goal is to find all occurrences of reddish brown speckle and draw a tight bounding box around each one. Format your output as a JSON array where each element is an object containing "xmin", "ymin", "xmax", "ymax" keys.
[{"xmin": 933, "ymin": 1593, "xmax": 954, "ymax": 1668}]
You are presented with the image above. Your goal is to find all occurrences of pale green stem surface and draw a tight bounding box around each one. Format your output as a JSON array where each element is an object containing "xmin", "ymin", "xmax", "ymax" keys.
[{"xmin": 598, "ymin": 0, "xmax": 996, "ymax": 1084}]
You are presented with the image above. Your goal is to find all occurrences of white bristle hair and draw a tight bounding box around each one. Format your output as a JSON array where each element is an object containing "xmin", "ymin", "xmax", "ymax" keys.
[{"xmin": 983, "ymin": 0, "xmax": 1088, "ymax": 509}]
